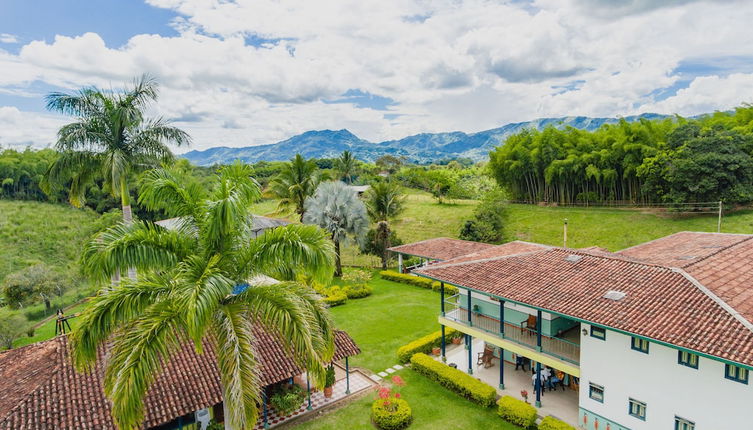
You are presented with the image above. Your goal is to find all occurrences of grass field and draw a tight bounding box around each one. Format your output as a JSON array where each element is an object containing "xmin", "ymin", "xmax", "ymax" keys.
[
  {"xmin": 293, "ymin": 369, "xmax": 516, "ymax": 430},
  {"xmin": 0, "ymin": 200, "xmax": 101, "ymax": 281},
  {"xmin": 328, "ymin": 271, "xmax": 440, "ymax": 372},
  {"xmin": 13, "ymin": 299, "xmax": 88, "ymax": 348}
]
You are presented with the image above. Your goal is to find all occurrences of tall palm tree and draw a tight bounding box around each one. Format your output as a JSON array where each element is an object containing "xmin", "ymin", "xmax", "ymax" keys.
[
  {"xmin": 365, "ymin": 181, "xmax": 406, "ymax": 269},
  {"xmin": 303, "ymin": 181, "xmax": 368, "ymax": 277},
  {"xmin": 267, "ymin": 154, "xmax": 324, "ymax": 221},
  {"xmin": 42, "ymin": 74, "xmax": 191, "ymax": 224},
  {"xmin": 70, "ymin": 162, "xmax": 336, "ymax": 430},
  {"xmin": 335, "ymin": 150, "xmax": 357, "ymax": 184}
]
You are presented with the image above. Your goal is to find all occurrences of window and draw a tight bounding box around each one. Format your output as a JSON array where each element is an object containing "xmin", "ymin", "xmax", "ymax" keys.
[
  {"xmin": 725, "ymin": 364, "xmax": 749, "ymax": 384},
  {"xmin": 590, "ymin": 326, "xmax": 606, "ymax": 340},
  {"xmin": 675, "ymin": 416, "xmax": 695, "ymax": 430},
  {"xmin": 678, "ymin": 350, "xmax": 699, "ymax": 369},
  {"xmin": 628, "ymin": 398, "xmax": 646, "ymax": 420},
  {"xmin": 588, "ymin": 383, "xmax": 604, "ymax": 403},
  {"xmin": 631, "ymin": 336, "xmax": 649, "ymax": 353}
]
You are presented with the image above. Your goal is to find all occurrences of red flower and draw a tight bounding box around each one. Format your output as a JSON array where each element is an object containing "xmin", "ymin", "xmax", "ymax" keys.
[
  {"xmin": 383, "ymin": 400, "xmax": 391, "ymax": 407},
  {"xmin": 391, "ymin": 375, "xmax": 405, "ymax": 386},
  {"xmin": 395, "ymin": 393, "xmax": 401, "ymax": 398},
  {"xmin": 378, "ymin": 387, "xmax": 391, "ymax": 399}
]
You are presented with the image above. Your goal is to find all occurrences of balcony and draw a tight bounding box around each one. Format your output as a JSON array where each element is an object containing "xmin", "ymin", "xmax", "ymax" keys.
[{"xmin": 442, "ymin": 294, "xmax": 580, "ymax": 366}]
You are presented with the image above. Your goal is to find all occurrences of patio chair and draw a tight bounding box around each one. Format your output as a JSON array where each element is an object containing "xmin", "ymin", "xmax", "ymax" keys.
[
  {"xmin": 476, "ymin": 346, "xmax": 495, "ymax": 368},
  {"xmin": 521, "ymin": 315, "xmax": 537, "ymax": 336}
]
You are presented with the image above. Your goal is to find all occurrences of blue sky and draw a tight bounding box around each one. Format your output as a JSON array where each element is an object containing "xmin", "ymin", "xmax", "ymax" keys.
[{"xmin": 1, "ymin": 0, "xmax": 753, "ymax": 150}]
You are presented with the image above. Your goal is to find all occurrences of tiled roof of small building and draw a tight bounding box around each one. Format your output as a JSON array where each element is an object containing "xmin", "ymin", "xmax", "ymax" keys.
[
  {"xmin": 0, "ymin": 328, "xmax": 359, "ymax": 430},
  {"xmin": 388, "ymin": 237, "xmax": 497, "ymax": 261},
  {"xmin": 415, "ymin": 245, "xmax": 753, "ymax": 367}
]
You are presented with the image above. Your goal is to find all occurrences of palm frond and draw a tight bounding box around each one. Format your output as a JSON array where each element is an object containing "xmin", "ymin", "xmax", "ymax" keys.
[
  {"xmin": 138, "ymin": 168, "xmax": 205, "ymax": 219},
  {"xmin": 41, "ymin": 150, "xmax": 102, "ymax": 207},
  {"xmin": 241, "ymin": 224, "xmax": 335, "ymax": 284},
  {"xmin": 68, "ymin": 273, "xmax": 173, "ymax": 371},
  {"xmin": 213, "ymin": 303, "xmax": 261, "ymax": 429},
  {"xmin": 103, "ymin": 300, "xmax": 184, "ymax": 430},
  {"xmin": 81, "ymin": 221, "xmax": 192, "ymax": 282}
]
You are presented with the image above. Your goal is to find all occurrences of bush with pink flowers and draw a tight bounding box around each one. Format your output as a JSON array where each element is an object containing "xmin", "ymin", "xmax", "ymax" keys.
[{"xmin": 371, "ymin": 376, "xmax": 412, "ymax": 430}]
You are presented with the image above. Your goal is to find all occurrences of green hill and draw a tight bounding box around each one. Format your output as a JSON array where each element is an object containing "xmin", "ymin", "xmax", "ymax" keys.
[{"xmin": 0, "ymin": 200, "xmax": 103, "ymax": 282}]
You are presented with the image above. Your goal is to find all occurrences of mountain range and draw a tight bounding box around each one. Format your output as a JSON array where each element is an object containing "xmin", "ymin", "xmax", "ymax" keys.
[{"xmin": 181, "ymin": 113, "xmax": 668, "ymax": 165}]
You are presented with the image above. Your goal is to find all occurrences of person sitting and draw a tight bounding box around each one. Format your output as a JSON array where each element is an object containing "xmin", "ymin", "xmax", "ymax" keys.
[{"xmin": 515, "ymin": 355, "xmax": 530, "ymax": 371}]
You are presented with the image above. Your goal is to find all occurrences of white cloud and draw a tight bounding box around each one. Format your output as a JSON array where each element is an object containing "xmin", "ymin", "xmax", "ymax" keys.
[
  {"xmin": 1, "ymin": 0, "xmax": 753, "ymax": 151},
  {"xmin": 0, "ymin": 33, "xmax": 18, "ymax": 44},
  {"xmin": 0, "ymin": 107, "xmax": 65, "ymax": 149}
]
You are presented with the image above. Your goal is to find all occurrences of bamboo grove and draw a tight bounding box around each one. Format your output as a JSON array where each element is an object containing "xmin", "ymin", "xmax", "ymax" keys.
[{"xmin": 488, "ymin": 105, "xmax": 753, "ymax": 205}]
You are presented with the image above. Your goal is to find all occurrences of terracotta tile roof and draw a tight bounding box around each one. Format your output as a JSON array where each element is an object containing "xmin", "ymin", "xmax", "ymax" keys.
[
  {"xmin": 388, "ymin": 237, "xmax": 496, "ymax": 261},
  {"xmin": 617, "ymin": 231, "xmax": 752, "ymax": 267},
  {"xmin": 0, "ymin": 329, "xmax": 359, "ymax": 430},
  {"xmin": 415, "ymin": 247, "xmax": 753, "ymax": 367},
  {"xmin": 433, "ymin": 241, "xmax": 551, "ymax": 265}
]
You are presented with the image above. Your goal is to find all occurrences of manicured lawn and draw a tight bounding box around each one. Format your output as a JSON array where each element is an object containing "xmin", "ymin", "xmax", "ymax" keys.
[
  {"xmin": 329, "ymin": 272, "xmax": 440, "ymax": 372},
  {"xmin": 293, "ymin": 370, "xmax": 517, "ymax": 430}
]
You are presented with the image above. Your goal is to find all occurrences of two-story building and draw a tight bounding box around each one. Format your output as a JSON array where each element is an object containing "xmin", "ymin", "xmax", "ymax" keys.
[{"xmin": 390, "ymin": 233, "xmax": 753, "ymax": 430}]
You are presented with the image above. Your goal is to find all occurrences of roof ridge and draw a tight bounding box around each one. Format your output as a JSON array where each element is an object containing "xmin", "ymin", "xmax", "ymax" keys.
[
  {"xmin": 388, "ymin": 236, "xmax": 451, "ymax": 250},
  {"xmin": 681, "ymin": 235, "xmax": 753, "ymax": 268},
  {"xmin": 549, "ymin": 246, "xmax": 676, "ymax": 271},
  {"xmin": 673, "ymin": 268, "xmax": 753, "ymax": 332},
  {"xmin": 615, "ymin": 231, "xmax": 689, "ymax": 254},
  {"xmin": 416, "ymin": 248, "xmax": 550, "ymax": 270}
]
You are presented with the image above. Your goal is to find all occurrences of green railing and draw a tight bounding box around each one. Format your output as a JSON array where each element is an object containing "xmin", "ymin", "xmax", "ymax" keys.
[{"xmin": 442, "ymin": 294, "xmax": 580, "ymax": 364}]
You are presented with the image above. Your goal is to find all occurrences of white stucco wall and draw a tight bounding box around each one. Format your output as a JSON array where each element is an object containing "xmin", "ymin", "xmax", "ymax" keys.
[{"xmin": 579, "ymin": 323, "xmax": 753, "ymax": 430}]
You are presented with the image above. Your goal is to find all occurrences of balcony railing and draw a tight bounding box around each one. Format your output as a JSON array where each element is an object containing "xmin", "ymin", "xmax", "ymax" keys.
[{"xmin": 442, "ymin": 294, "xmax": 580, "ymax": 365}]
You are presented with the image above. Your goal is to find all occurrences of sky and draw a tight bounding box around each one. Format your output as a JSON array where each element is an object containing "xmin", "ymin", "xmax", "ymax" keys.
[{"xmin": 1, "ymin": 0, "xmax": 753, "ymax": 152}]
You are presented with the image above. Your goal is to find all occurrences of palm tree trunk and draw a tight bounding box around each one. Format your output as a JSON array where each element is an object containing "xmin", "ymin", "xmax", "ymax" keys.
[
  {"xmin": 380, "ymin": 221, "xmax": 390, "ymax": 270},
  {"xmin": 334, "ymin": 237, "xmax": 342, "ymax": 277},
  {"xmin": 120, "ymin": 178, "xmax": 137, "ymax": 279}
]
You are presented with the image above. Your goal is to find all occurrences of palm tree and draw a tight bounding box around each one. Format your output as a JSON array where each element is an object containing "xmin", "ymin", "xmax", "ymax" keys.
[
  {"xmin": 303, "ymin": 181, "xmax": 368, "ymax": 277},
  {"xmin": 42, "ymin": 75, "xmax": 191, "ymax": 224},
  {"xmin": 335, "ymin": 150, "xmax": 357, "ymax": 184},
  {"xmin": 70, "ymin": 162, "xmax": 337, "ymax": 430},
  {"xmin": 267, "ymin": 154, "xmax": 324, "ymax": 221},
  {"xmin": 364, "ymin": 181, "xmax": 406, "ymax": 269}
]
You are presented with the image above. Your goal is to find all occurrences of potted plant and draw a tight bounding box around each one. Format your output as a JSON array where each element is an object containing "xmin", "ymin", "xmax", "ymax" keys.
[
  {"xmin": 431, "ymin": 345, "xmax": 441, "ymax": 355},
  {"xmin": 323, "ymin": 364, "xmax": 336, "ymax": 398},
  {"xmin": 451, "ymin": 333, "xmax": 462, "ymax": 345}
]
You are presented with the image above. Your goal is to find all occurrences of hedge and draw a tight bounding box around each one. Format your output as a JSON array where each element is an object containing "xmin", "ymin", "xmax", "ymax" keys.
[
  {"xmin": 497, "ymin": 396, "xmax": 537, "ymax": 428},
  {"xmin": 343, "ymin": 284, "xmax": 372, "ymax": 299},
  {"xmin": 397, "ymin": 327, "xmax": 458, "ymax": 363},
  {"xmin": 410, "ymin": 353, "xmax": 497, "ymax": 407},
  {"xmin": 322, "ymin": 286, "xmax": 348, "ymax": 306},
  {"xmin": 380, "ymin": 270, "xmax": 459, "ymax": 295},
  {"xmin": 539, "ymin": 416, "xmax": 576, "ymax": 430},
  {"xmin": 371, "ymin": 397, "xmax": 412, "ymax": 430}
]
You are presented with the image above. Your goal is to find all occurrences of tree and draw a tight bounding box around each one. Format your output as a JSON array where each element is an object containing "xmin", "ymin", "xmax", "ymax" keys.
[
  {"xmin": 364, "ymin": 181, "xmax": 406, "ymax": 269},
  {"xmin": 361, "ymin": 227, "xmax": 403, "ymax": 268},
  {"xmin": 267, "ymin": 154, "xmax": 325, "ymax": 221},
  {"xmin": 42, "ymin": 75, "xmax": 191, "ymax": 224},
  {"xmin": 375, "ymin": 155, "xmax": 404, "ymax": 174},
  {"xmin": 335, "ymin": 150, "xmax": 357, "ymax": 184},
  {"xmin": 1, "ymin": 264, "xmax": 69, "ymax": 310},
  {"xmin": 458, "ymin": 190, "xmax": 507, "ymax": 243},
  {"xmin": 70, "ymin": 162, "xmax": 337, "ymax": 430},
  {"xmin": 303, "ymin": 181, "xmax": 369, "ymax": 277},
  {"xmin": 0, "ymin": 309, "xmax": 28, "ymax": 349}
]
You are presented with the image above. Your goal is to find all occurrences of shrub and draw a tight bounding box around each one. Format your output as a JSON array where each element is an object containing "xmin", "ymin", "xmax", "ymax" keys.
[
  {"xmin": 380, "ymin": 270, "xmax": 459, "ymax": 295},
  {"xmin": 371, "ymin": 397, "xmax": 412, "ymax": 430},
  {"xmin": 410, "ymin": 353, "xmax": 497, "ymax": 407},
  {"xmin": 26, "ymin": 327, "xmax": 35, "ymax": 338},
  {"xmin": 342, "ymin": 269, "xmax": 373, "ymax": 285},
  {"xmin": 497, "ymin": 395, "xmax": 537, "ymax": 428},
  {"xmin": 397, "ymin": 328, "xmax": 457, "ymax": 363},
  {"xmin": 343, "ymin": 284, "xmax": 373, "ymax": 299},
  {"xmin": 269, "ymin": 384, "xmax": 305, "ymax": 416},
  {"xmin": 539, "ymin": 416, "xmax": 577, "ymax": 430},
  {"xmin": 325, "ymin": 364, "xmax": 336, "ymax": 388},
  {"xmin": 323, "ymin": 287, "xmax": 348, "ymax": 307}
]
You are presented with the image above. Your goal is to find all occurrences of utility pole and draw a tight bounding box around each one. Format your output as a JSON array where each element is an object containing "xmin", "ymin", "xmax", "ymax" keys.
[
  {"xmin": 563, "ymin": 218, "xmax": 568, "ymax": 248},
  {"xmin": 718, "ymin": 201, "xmax": 723, "ymax": 233}
]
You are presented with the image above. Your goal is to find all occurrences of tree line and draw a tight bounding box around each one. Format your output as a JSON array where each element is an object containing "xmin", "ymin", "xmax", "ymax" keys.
[{"xmin": 488, "ymin": 105, "xmax": 753, "ymax": 205}]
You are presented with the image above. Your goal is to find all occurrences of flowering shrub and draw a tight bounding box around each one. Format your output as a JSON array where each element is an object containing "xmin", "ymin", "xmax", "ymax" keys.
[
  {"xmin": 342, "ymin": 269, "xmax": 373, "ymax": 285},
  {"xmin": 343, "ymin": 284, "xmax": 373, "ymax": 299},
  {"xmin": 371, "ymin": 376, "xmax": 412, "ymax": 430},
  {"xmin": 269, "ymin": 384, "xmax": 305, "ymax": 416}
]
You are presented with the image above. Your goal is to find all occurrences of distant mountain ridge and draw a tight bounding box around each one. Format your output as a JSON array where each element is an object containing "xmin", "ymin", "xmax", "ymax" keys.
[{"xmin": 182, "ymin": 113, "xmax": 669, "ymax": 165}]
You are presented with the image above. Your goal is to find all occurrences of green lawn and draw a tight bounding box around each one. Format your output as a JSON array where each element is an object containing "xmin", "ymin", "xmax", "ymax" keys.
[
  {"xmin": 294, "ymin": 369, "xmax": 516, "ymax": 430},
  {"xmin": 13, "ymin": 300, "xmax": 89, "ymax": 348},
  {"xmin": 329, "ymin": 272, "xmax": 440, "ymax": 372}
]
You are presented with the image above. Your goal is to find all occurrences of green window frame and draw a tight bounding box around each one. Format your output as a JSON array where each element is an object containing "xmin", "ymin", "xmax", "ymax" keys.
[
  {"xmin": 590, "ymin": 326, "xmax": 606, "ymax": 340},
  {"xmin": 588, "ymin": 382, "xmax": 604, "ymax": 403},
  {"xmin": 628, "ymin": 398, "xmax": 646, "ymax": 420},
  {"xmin": 674, "ymin": 416, "xmax": 695, "ymax": 430},
  {"xmin": 725, "ymin": 364, "xmax": 749, "ymax": 384},
  {"xmin": 678, "ymin": 350, "xmax": 698, "ymax": 369},
  {"xmin": 631, "ymin": 336, "xmax": 649, "ymax": 353}
]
